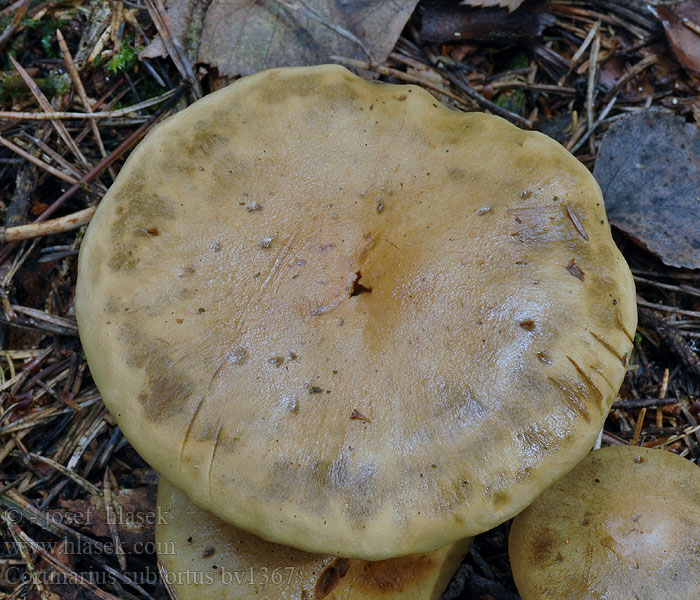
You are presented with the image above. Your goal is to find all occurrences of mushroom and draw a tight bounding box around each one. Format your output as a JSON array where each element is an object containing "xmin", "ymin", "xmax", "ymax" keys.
[
  {"xmin": 156, "ymin": 478, "xmax": 472, "ymax": 600},
  {"xmin": 509, "ymin": 446, "xmax": 700, "ymax": 600},
  {"xmin": 75, "ymin": 64, "xmax": 636, "ymax": 559}
]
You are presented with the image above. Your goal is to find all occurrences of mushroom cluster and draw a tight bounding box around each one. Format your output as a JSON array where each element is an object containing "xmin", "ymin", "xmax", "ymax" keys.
[{"xmin": 76, "ymin": 64, "xmax": 636, "ymax": 593}]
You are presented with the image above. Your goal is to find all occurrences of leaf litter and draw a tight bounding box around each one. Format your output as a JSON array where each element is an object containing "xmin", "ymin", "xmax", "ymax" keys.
[{"xmin": 0, "ymin": 1, "xmax": 699, "ymax": 599}]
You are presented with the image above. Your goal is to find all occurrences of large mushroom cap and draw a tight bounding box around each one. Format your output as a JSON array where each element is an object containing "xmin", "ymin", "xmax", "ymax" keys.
[
  {"xmin": 156, "ymin": 478, "xmax": 472, "ymax": 600},
  {"xmin": 76, "ymin": 64, "xmax": 636, "ymax": 559},
  {"xmin": 509, "ymin": 446, "xmax": 700, "ymax": 600}
]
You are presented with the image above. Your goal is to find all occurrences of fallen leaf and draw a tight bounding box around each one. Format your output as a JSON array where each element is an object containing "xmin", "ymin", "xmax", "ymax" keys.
[
  {"xmin": 599, "ymin": 56, "xmax": 625, "ymax": 92},
  {"xmin": 692, "ymin": 100, "xmax": 700, "ymax": 126},
  {"xmin": 197, "ymin": 0, "xmax": 418, "ymax": 77},
  {"xmin": 593, "ymin": 110, "xmax": 700, "ymax": 269},
  {"xmin": 25, "ymin": 539, "xmax": 77, "ymax": 600},
  {"xmin": 649, "ymin": 1, "xmax": 700, "ymax": 77},
  {"xmin": 47, "ymin": 538, "xmax": 75, "ymax": 569},
  {"xmin": 26, "ymin": 588, "xmax": 65, "ymax": 600},
  {"xmin": 54, "ymin": 486, "xmax": 158, "ymax": 549},
  {"xmin": 418, "ymin": 0, "xmax": 553, "ymax": 44},
  {"xmin": 460, "ymin": 0, "xmax": 525, "ymax": 12}
]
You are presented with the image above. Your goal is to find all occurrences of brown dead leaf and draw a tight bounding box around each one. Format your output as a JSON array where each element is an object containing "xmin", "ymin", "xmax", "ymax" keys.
[
  {"xmin": 649, "ymin": 1, "xmax": 700, "ymax": 77},
  {"xmin": 25, "ymin": 540, "xmax": 76, "ymax": 600},
  {"xmin": 139, "ymin": 0, "xmax": 197, "ymax": 59},
  {"xmin": 140, "ymin": 0, "xmax": 420, "ymax": 71},
  {"xmin": 195, "ymin": 0, "xmax": 418, "ymax": 77},
  {"xmin": 26, "ymin": 588, "xmax": 64, "ymax": 600},
  {"xmin": 54, "ymin": 486, "xmax": 158, "ymax": 549},
  {"xmin": 48, "ymin": 538, "xmax": 74, "ymax": 569},
  {"xmin": 460, "ymin": 0, "xmax": 525, "ymax": 12},
  {"xmin": 691, "ymin": 100, "xmax": 700, "ymax": 126},
  {"xmin": 599, "ymin": 56, "xmax": 625, "ymax": 92}
]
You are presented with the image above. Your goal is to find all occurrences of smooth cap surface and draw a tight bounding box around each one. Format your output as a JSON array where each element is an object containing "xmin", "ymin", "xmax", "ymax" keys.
[
  {"xmin": 509, "ymin": 446, "xmax": 700, "ymax": 600},
  {"xmin": 156, "ymin": 478, "xmax": 472, "ymax": 600},
  {"xmin": 76, "ymin": 65, "xmax": 636, "ymax": 559}
]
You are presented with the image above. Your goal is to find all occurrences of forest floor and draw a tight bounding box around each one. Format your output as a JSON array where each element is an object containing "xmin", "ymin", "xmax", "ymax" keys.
[{"xmin": 0, "ymin": 1, "xmax": 698, "ymax": 599}]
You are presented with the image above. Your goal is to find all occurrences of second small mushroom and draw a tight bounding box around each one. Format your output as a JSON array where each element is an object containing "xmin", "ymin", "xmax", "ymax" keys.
[{"xmin": 509, "ymin": 446, "xmax": 700, "ymax": 600}]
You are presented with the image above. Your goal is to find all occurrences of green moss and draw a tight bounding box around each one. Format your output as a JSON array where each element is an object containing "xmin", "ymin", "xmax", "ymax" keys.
[
  {"xmin": 0, "ymin": 71, "xmax": 70, "ymax": 102},
  {"xmin": 495, "ymin": 89, "xmax": 526, "ymax": 116},
  {"xmin": 504, "ymin": 51, "xmax": 530, "ymax": 71},
  {"xmin": 2, "ymin": 9, "xmax": 75, "ymax": 68},
  {"xmin": 106, "ymin": 37, "xmax": 140, "ymax": 74}
]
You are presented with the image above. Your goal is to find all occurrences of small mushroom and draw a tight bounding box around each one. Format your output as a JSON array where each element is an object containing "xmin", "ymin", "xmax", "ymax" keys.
[
  {"xmin": 509, "ymin": 446, "xmax": 700, "ymax": 600},
  {"xmin": 156, "ymin": 478, "xmax": 472, "ymax": 600},
  {"xmin": 76, "ymin": 65, "xmax": 636, "ymax": 559}
]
